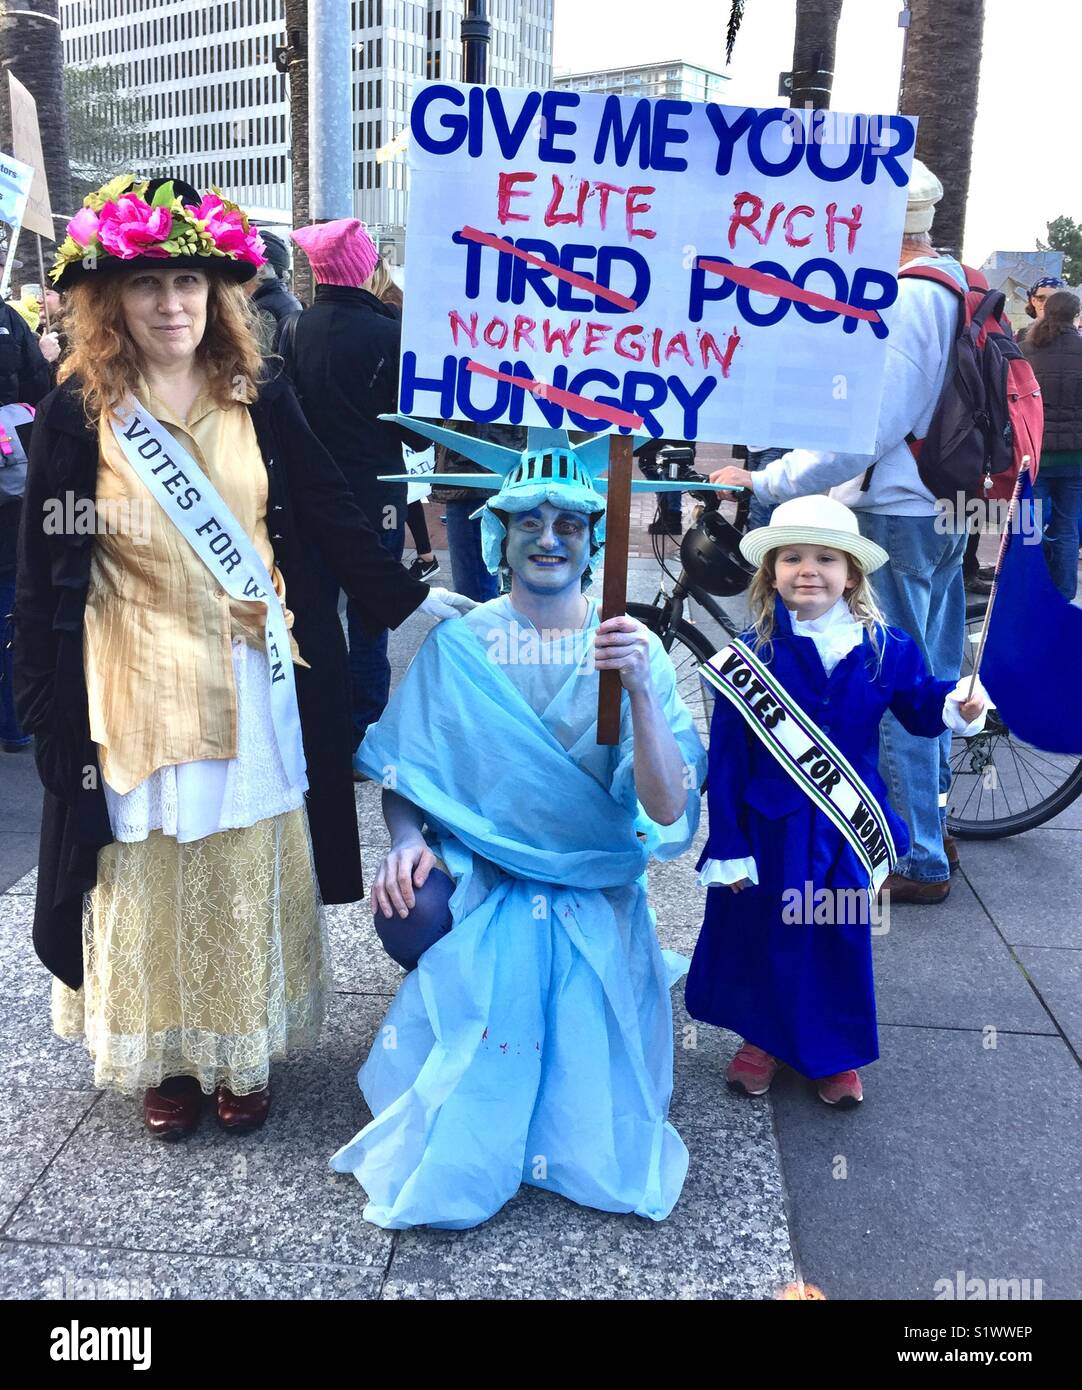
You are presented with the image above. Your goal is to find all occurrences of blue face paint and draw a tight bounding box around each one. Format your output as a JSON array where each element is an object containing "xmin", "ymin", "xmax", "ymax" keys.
[{"xmin": 504, "ymin": 501, "xmax": 592, "ymax": 595}]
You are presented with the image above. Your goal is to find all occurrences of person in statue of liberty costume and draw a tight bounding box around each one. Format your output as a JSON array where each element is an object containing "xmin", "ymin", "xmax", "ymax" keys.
[{"xmin": 329, "ymin": 422, "xmax": 709, "ymax": 1229}]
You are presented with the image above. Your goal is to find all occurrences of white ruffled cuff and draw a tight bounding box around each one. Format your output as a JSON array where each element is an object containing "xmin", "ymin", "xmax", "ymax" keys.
[
  {"xmin": 943, "ymin": 675, "xmax": 992, "ymax": 736},
  {"xmin": 699, "ymin": 855, "xmax": 759, "ymax": 888}
]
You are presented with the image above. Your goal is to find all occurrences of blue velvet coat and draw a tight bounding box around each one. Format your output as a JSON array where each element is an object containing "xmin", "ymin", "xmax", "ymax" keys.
[{"xmin": 685, "ymin": 599, "xmax": 955, "ymax": 1077}]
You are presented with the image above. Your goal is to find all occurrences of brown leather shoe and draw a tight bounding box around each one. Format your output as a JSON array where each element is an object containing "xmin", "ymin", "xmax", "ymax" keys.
[
  {"xmin": 879, "ymin": 873, "xmax": 950, "ymax": 905},
  {"xmin": 215, "ymin": 1084, "xmax": 271, "ymax": 1134},
  {"xmin": 943, "ymin": 833, "xmax": 960, "ymax": 874},
  {"xmin": 143, "ymin": 1076, "xmax": 204, "ymax": 1140}
]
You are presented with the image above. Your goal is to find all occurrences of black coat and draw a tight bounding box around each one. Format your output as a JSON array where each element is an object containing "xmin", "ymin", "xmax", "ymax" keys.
[
  {"xmin": 286, "ymin": 284, "xmax": 423, "ymax": 530},
  {"xmin": 251, "ymin": 275, "xmax": 302, "ymax": 324},
  {"xmin": 0, "ymin": 307, "xmax": 54, "ymax": 574},
  {"xmin": 13, "ymin": 371, "xmax": 429, "ymax": 989},
  {"xmin": 1022, "ymin": 328, "xmax": 1082, "ymax": 452}
]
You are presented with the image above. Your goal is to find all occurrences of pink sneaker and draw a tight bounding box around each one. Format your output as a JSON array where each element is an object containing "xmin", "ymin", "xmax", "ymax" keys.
[
  {"xmin": 726, "ymin": 1041, "xmax": 779, "ymax": 1097},
  {"xmin": 816, "ymin": 1070, "xmax": 863, "ymax": 1107}
]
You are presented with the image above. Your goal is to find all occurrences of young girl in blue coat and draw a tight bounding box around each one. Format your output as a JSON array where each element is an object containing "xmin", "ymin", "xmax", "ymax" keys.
[{"xmin": 686, "ymin": 496, "xmax": 987, "ymax": 1107}]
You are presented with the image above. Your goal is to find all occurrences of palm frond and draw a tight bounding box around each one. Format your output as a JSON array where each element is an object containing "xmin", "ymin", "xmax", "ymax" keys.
[{"xmin": 726, "ymin": 0, "xmax": 747, "ymax": 65}]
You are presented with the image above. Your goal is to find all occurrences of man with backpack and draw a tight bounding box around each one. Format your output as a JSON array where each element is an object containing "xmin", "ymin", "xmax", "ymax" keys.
[{"xmin": 710, "ymin": 160, "xmax": 1039, "ymax": 904}]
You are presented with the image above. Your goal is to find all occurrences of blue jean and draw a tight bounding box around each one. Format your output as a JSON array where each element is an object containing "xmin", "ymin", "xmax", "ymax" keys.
[
  {"xmin": 346, "ymin": 520, "xmax": 405, "ymax": 750},
  {"xmin": 0, "ymin": 574, "xmax": 28, "ymax": 747},
  {"xmin": 444, "ymin": 499, "xmax": 498, "ymax": 603},
  {"xmin": 858, "ymin": 512, "xmax": 967, "ymax": 883},
  {"xmin": 1033, "ymin": 466, "xmax": 1082, "ymax": 601},
  {"xmin": 746, "ymin": 448, "xmax": 786, "ymax": 531}
]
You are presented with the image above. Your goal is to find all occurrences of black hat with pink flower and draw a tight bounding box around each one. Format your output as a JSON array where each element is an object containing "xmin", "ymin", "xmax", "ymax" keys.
[{"xmin": 50, "ymin": 174, "xmax": 267, "ymax": 290}]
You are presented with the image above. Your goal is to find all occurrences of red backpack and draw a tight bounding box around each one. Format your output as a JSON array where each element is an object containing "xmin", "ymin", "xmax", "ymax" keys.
[{"xmin": 896, "ymin": 263, "xmax": 1044, "ymax": 501}]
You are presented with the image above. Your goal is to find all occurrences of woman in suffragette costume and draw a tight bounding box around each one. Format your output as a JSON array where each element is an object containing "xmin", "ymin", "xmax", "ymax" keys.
[
  {"xmin": 686, "ymin": 497, "xmax": 987, "ymax": 1107},
  {"xmin": 330, "ymin": 422, "xmax": 708, "ymax": 1228},
  {"xmin": 14, "ymin": 175, "xmax": 465, "ymax": 1138}
]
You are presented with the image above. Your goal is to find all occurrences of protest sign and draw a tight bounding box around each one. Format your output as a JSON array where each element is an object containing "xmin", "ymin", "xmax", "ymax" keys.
[
  {"xmin": 0, "ymin": 151, "xmax": 33, "ymax": 233},
  {"xmin": 7, "ymin": 75, "xmax": 54, "ymax": 241},
  {"xmin": 399, "ymin": 83, "xmax": 915, "ymax": 449}
]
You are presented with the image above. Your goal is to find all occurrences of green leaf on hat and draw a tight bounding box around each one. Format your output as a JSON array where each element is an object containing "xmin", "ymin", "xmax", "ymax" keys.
[{"xmin": 150, "ymin": 180, "xmax": 177, "ymax": 209}]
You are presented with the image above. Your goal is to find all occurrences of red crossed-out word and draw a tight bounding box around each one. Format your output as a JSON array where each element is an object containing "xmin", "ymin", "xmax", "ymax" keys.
[
  {"xmin": 465, "ymin": 359, "xmax": 645, "ymax": 430},
  {"xmin": 459, "ymin": 225, "xmax": 639, "ymax": 311},
  {"xmin": 696, "ymin": 258, "xmax": 882, "ymax": 323}
]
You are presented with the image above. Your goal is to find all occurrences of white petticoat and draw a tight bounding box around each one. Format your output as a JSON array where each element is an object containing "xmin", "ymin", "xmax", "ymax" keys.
[{"xmin": 103, "ymin": 638, "xmax": 308, "ymax": 844}]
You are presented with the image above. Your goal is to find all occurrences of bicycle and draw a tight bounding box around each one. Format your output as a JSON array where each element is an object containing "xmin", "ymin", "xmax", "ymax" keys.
[{"xmin": 630, "ymin": 453, "xmax": 1082, "ymax": 839}]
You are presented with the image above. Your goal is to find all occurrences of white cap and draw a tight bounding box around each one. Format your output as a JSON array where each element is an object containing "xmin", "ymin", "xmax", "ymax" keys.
[{"xmin": 905, "ymin": 158, "xmax": 944, "ymax": 235}]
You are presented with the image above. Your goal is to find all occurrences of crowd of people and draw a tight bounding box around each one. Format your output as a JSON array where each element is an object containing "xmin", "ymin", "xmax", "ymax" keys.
[{"xmin": 0, "ymin": 156, "xmax": 1068, "ymax": 1230}]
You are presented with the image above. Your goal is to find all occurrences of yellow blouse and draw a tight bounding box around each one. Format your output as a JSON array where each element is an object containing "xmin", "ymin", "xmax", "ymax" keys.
[{"xmin": 84, "ymin": 382, "xmax": 305, "ymax": 796}]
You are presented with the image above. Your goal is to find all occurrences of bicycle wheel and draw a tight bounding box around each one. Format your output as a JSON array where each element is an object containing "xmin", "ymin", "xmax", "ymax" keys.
[
  {"xmin": 946, "ymin": 607, "xmax": 1082, "ymax": 838},
  {"xmin": 628, "ymin": 601, "xmax": 717, "ymax": 743}
]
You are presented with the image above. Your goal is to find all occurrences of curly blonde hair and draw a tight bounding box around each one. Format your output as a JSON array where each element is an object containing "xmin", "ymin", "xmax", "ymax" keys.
[
  {"xmin": 747, "ymin": 545, "xmax": 886, "ymax": 667},
  {"xmin": 58, "ymin": 271, "xmax": 263, "ymax": 421}
]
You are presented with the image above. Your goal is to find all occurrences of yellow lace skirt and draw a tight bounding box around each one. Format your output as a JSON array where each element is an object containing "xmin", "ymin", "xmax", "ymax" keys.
[{"xmin": 52, "ymin": 807, "xmax": 327, "ymax": 1096}]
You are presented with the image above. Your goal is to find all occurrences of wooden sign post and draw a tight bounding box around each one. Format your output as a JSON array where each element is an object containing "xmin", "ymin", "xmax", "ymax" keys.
[{"xmin": 597, "ymin": 433, "xmax": 634, "ymax": 745}]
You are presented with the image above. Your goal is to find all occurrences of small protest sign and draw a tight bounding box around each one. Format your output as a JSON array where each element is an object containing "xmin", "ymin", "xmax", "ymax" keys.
[
  {"xmin": 7, "ymin": 74, "xmax": 54, "ymax": 241},
  {"xmin": 399, "ymin": 84, "xmax": 915, "ymax": 449}
]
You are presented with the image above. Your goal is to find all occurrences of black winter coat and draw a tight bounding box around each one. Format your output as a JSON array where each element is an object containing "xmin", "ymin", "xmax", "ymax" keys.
[
  {"xmin": 251, "ymin": 275, "xmax": 302, "ymax": 324},
  {"xmin": 13, "ymin": 371, "xmax": 429, "ymax": 989},
  {"xmin": 1022, "ymin": 328, "xmax": 1082, "ymax": 452},
  {"xmin": 285, "ymin": 284, "xmax": 424, "ymax": 530}
]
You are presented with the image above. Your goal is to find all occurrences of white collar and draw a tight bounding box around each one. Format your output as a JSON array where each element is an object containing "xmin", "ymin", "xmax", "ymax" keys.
[{"xmin": 789, "ymin": 597, "xmax": 859, "ymax": 636}]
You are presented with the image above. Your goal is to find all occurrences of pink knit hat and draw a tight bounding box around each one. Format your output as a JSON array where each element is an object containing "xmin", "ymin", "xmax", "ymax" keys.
[{"xmin": 290, "ymin": 218, "xmax": 380, "ymax": 287}]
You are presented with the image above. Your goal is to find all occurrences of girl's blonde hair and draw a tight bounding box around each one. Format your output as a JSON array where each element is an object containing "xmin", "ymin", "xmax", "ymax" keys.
[
  {"xmin": 58, "ymin": 271, "xmax": 263, "ymax": 422},
  {"xmin": 747, "ymin": 543, "xmax": 886, "ymax": 666}
]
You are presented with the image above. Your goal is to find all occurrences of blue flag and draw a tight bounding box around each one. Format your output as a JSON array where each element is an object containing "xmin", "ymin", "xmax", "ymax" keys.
[{"xmin": 980, "ymin": 470, "xmax": 1082, "ymax": 754}]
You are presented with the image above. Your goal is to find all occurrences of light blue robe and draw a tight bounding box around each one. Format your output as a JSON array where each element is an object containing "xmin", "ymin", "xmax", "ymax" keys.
[{"xmin": 329, "ymin": 596, "xmax": 707, "ymax": 1229}]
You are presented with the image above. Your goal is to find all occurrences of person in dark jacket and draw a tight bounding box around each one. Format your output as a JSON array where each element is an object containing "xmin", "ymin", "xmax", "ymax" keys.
[
  {"xmin": 250, "ymin": 230, "xmax": 302, "ymax": 323},
  {"xmin": 288, "ymin": 218, "xmax": 429, "ymax": 775},
  {"xmin": 1022, "ymin": 290, "xmax": 1082, "ymax": 600},
  {"xmin": 0, "ymin": 298, "xmax": 54, "ymax": 752},
  {"xmin": 14, "ymin": 175, "xmax": 462, "ymax": 1141}
]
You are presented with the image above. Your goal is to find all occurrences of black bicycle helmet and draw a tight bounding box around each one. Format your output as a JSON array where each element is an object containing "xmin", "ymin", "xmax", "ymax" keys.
[{"xmin": 680, "ymin": 510, "xmax": 755, "ymax": 597}]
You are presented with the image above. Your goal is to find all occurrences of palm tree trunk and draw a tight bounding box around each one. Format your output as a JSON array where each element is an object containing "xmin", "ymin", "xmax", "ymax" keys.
[
  {"xmin": 0, "ymin": 0, "xmax": 73, "ymax": 268},
  {"xmin": 900, "ymin": 0, "xmax": 985, "ymax": 260},
  {"xmin": 790, "ymin": 0, "xmax": 844, "ymax": 109},
  {"xmin": 283, "ymin": 0, "xmax": 312, "ymax": 304}
]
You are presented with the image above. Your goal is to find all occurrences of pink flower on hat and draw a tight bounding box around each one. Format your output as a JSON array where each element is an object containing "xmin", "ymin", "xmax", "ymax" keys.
[
  {"xmin": 193, "ymin": 195, "xmax": 266, "ymax": 265},
  {"xmin": 66, "ymin": 207, "xmax": 100, "ymax": 248},
  {"xmin": 96, "ymin": 194, "xmax": 172, "ymax": 260}
]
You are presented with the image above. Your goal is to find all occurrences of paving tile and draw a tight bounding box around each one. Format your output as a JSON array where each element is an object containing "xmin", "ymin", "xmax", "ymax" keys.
[
  {"xmin": 873, "ymin": 929, "xmax": 1055, "ymax": 1034},
  {"xmin": 0, "ymin": 833, "xmax": 39, "ymax": 895},
  {"xmin": 960, "ymin": 832, "xmax": 1082, "ymax": 948},
  {"xmin": 0, "ymin": 1086, "xmax": 99, "ymax": 1226},
  {"xmin": 3, "ymin": 867, "xmax": 36, "ymax": 896},
  {"xmin": 1015, "ymin": 947, "xmax": 1082, "ymax": 1056},
  {"xmin": 772, "ymin": 1026, "xmax": 1082, "ymax": 1301},
  {"xmin": 384, "ymin": 1002, "xmax": 793, "ymax": 1301},
  {"xmin": 0, "ymin": 1239, "xmax": 381, "ymax": 1300},
  {"xmin": 5, "ymin": 994, "xmax": 395, "ymax": 1271},
  {"xmin": 0, "ymin": 897, "xmax": 95, "ymax": 1092}
]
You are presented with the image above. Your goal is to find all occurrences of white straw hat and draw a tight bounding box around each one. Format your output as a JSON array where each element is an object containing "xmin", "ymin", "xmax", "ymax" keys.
[{"xmin": 739, "ymin": 495, "xmax": 889, "ymax": 573}]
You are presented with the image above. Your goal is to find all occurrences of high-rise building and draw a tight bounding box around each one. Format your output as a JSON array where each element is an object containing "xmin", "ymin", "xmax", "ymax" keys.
[
  {"xmin": 554, "ymin": 59, "xmax": 728, "ymax": 106},
  {"xmin": 60, "ymin": 0, "xmax": 553, "ymax": 255}
]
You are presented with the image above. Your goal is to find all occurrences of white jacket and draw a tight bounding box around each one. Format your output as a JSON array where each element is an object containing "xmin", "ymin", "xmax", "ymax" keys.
[{"xmin": 751, "ymin": 256, "xmax": 967, "ymax": 518}]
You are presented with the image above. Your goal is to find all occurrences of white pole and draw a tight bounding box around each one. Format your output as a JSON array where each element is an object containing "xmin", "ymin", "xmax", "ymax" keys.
[{"xmin": 307, "ymin": 0, "xmax": 352, "ymax": 221}]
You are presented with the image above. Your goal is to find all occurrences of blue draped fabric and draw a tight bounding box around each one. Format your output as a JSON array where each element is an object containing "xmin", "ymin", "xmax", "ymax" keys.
[{"xmin": 329, "ymin": 597, "xmax": 706, "ymax": 1229}]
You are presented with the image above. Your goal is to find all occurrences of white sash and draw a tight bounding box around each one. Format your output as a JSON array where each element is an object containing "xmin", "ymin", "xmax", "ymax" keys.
[
  {"xmin": 110, "ymin": 400, "xmax": 307, "ymax": 790},
  {"xmin": 700, "ymin": 639, "xmax": 897, "ymax": 892}
]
